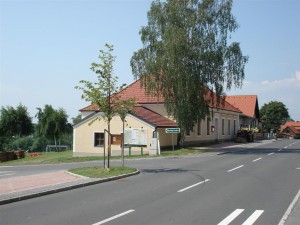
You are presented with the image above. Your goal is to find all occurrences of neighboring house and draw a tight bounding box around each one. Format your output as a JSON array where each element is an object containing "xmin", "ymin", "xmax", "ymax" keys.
[
  {"xmin": 225, "ymin": 95, "xmax": 260, "ymax": 129},
  {"xmin": 73, "ymin": 80, "xmax": 242, "ymax": 156},
  {"xmin": 280, "ymin": 122, "xmax": 300, "ymax": 138}
]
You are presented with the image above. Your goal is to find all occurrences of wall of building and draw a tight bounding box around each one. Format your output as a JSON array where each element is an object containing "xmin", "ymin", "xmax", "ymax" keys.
[
  {"xmin": 183, "ymin": 110, "xmax": 239, "ymax": 145},
  {"xmin": 73, "ymin": 113, "xmax": 155, "ymax": 157}
]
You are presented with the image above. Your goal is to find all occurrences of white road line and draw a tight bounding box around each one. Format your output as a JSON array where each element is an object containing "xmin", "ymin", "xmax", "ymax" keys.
[
  {"xmin": 92, "ymin": 209, "xmax": 135, "ymax": 225},
  {"xmin": 217, "ymin": 209, "xmax": 244, "ymax": 225},
  {"xmin": 252, "ymin": 157, "xmax": 262, "ymax": 162},
  {"xmin": 241, "ymin": 210, "xmax": 264, "ymax": 225},
  {"xmin": 0, "ymin": 173, "xmax": 15, "ymax": 177},
  {"xmin": 0, "ymin": 171, "xmax": 14, "ymax": 174},
  {"xmin": 278, "ymin": 188, "xmax": 300, "ymax": 225},
  {"xmin": 284, "ymin": 146, "xmax": 288, "ymax": 149},
  {"xmin": 177, "ymin": 179, "xmax": 210, "ymax": 193},
  {"xmin": 228, "ymin": 165, "xmax": 244, "ymax": 172},
  {"xmin": 268, "ymin": 152, "xmax": 274, "ymax": 155}
]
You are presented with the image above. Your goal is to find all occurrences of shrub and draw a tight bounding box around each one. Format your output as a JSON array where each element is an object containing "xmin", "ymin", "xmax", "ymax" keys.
[
  {"xmin": 10, "ymin": 137, "xmax": 34, "ymax": 151},
  {"xmin": 294, "ymin": 134, "xmax": 300, "ymax": 139},
  {"xmin": 31, "ymin": 137, "xmax": 50, "ymax": 152}
]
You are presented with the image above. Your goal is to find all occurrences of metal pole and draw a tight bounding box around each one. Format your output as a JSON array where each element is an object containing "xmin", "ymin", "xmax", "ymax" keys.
[
  {"xmin": 172, "ymin": 133, "xmax": 174, "ymax": 151},
  {"xmin": 122, "ymin": 119, "xmax": 125, "ymax": 167}
]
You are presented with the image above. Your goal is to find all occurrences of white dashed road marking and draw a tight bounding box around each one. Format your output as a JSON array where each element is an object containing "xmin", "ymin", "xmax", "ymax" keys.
[
  {"xmin": 177, "ymin": 179, "xmax": 210, "ymax": 193},
  {"xmin": 92, "ymin": 209, "xmax": 135, "ymax": 225},
  {"xmin": 252, "ymin": 157, "xmax": 262, "ymax": 162},
  {"xmin": 228, "ymin": 165, "xmax": 244, "ymax": 172}
]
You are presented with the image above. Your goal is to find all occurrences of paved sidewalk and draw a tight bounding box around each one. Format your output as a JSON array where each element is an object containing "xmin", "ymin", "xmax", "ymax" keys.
[{"xmin": 0, "ymin": 170, "xmax": 139, "ymax": 205}]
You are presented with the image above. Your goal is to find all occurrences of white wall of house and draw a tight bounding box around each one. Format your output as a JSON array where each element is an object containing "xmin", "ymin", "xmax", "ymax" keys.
[
  {"xmin": 73, "ymin": 113, "xmax": 156, "ymax": 157},
  {"xmin": 184, "ymin": 110, "xmax": 239, "ymax": 145}
]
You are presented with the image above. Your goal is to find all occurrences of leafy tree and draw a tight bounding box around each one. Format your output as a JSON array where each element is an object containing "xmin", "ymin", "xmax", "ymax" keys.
[
  {"xmin": 76, "ymin": 44, "xmax": 135, "ymax": 168},
  {"xmin": 131, "ymin": 0, "xmax": 248, "ymax": 143},
  {"xmin": 72, "ymin": 114, "xmax": 82, "ymax": 125},
  {"xmin": 260, "ymin": 101, "xmax": 290, "ymax": 132},
  {"xmin": 0, "ymin": 104, "xmax": 33, "ymax": 151},
  {"xmin": 0, "ymin": 104, "xmax": 33, "ymax": 138},
  {"xmin": 36, "ymin": 105, "xmax": 70, "ymax": 151}
]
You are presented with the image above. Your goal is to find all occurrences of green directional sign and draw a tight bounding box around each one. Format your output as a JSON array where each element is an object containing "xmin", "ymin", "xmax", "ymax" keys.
[{"xmin": 165, "ymin": 128, "xmax": 180, "ymax": 133}]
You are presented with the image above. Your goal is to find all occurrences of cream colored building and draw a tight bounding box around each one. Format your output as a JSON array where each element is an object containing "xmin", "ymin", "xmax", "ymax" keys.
[{"xmin": 73, "ymin": 80, "xmax": 241, "ymax": 156}]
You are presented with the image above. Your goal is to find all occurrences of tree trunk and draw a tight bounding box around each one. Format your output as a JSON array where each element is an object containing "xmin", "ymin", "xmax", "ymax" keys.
[
  {"xmin": 54, "ymin": 136, "xmax": 57, "ymax": 152},
  {"xmin": 107, "ymin": 119, "xmax": 111, "ymax": 168}
]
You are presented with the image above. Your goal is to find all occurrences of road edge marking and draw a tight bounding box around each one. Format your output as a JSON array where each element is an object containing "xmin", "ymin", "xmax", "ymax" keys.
[{"xmin": 278, "ymin": 188, "xmax": 300, "ymax": 225}]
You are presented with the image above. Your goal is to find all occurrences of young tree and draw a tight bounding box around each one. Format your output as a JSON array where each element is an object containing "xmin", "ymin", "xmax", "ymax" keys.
[
  {"xmin": 260, "ymin": 101, "xmax": 290, "ymax": 132},
  {"xmin": 131, "ymin": 0, "xmax": 248, "ymax": 143},
  {"xmin": 76, "ymin": 44, "xmax": 135, "ymax": 168}
]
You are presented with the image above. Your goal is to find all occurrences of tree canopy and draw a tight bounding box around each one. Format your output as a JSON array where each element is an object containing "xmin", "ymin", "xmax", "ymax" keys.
[
  {"xmin": 0, "ymin": 104, "xmax": 33, "ymax": 138},
  {"xmin": 131, "ymin": 0, "xmax": 248, "ymax": 138},
  {"xmin": 35, "ymin": 105, "xmax": 71, "ymax": 150},
  {"xmin": 260, "ymin": 101, "xmax": 291, "ymax": 132},
  {"xmin": 0, "ymin": 104, "xmax": 34, "ymax": 151}
]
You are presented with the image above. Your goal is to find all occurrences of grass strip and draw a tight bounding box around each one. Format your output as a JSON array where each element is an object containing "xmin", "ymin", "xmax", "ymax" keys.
[
  {"xmin": 0, "ymin": 148, "xmax": 209, "ymax": 166},
  {"xmin": 69, "ymin": 166, "xmax": 137, "ymax": 178}
]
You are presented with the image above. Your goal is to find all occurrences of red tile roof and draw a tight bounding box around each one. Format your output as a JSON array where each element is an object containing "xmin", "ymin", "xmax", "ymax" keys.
[
  {"xmin": 80, "ymin": 79, "xmax": 241, "ymax": 113},
  {"xmin": 132, "ymin": 106, "xmax": 177, "ymax": 128},
  {"xmin": 225, "ymin": 95, "xmax": 258, "ymax": 118},
  {"xmin": 280, "ymin": 121, "xmax": 300, "ymax": 133}
]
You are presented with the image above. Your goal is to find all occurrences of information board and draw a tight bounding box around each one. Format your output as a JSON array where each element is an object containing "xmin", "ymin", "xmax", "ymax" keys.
[{"xmin": 124, "ymin": 128, "xmax": 147, "ymax": 146}]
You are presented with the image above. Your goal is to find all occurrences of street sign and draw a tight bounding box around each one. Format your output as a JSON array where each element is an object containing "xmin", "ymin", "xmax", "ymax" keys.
[{"xmin": 165, "ymin": 128, "xmax": 180, "ymax": 133}]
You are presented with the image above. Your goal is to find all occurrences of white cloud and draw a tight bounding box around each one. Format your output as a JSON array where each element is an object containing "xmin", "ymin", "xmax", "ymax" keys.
[{"xmin": 227, "ymin": 71, "xmax": 300, "ymax": 120}]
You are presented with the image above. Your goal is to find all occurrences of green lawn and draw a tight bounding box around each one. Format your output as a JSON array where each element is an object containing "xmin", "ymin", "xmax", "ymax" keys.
[
  {"xmin": 0, "ymin": 148, "xmax": 208, "ymax": 166},
  {"xmin": 69, "ymin": 166, "xmax": 137, "ymax": 178},
  {"xmin": 0, "ymin": 151, "xmax": 103, "ymax": 166}
]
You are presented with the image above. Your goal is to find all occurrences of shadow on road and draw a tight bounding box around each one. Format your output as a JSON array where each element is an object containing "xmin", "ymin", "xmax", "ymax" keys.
[{"xmin": 141, "ymin": 168, "xmax": 199, "ymax": 174}]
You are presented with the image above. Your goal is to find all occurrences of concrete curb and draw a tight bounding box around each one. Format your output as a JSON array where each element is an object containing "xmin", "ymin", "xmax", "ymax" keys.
[{"xmin": 0, "ymin": 169, "xmax": 140, "ymax": 205}]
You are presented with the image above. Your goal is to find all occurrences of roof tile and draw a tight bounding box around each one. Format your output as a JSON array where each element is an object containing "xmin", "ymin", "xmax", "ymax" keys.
[{"xmin": 225, "ymin": 95, "xmax": 258, "ymax": 118}]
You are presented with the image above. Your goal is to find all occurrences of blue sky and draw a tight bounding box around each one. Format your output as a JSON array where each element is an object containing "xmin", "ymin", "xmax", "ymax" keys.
[{"xmin": 0, "ymin": 0, "xmax": 299, "ymax": 122}]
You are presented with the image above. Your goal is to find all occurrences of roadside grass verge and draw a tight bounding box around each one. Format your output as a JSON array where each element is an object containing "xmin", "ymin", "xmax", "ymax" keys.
[
  {"xmin": 160, "ymin": 148, "xmax": 208, "ymax": 156},
  {"xmin": 0, "ymin": 148, "xmax": 209, "ymax": 166},
  {"xmin": 69, "ymin": 166, "xmax": 137, "ymax": 178}
]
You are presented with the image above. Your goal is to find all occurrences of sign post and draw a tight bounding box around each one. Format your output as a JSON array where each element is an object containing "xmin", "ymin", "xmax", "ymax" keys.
[{"xmin": 165, "ymin": 128, "xmax": 180, "ymax": 151}]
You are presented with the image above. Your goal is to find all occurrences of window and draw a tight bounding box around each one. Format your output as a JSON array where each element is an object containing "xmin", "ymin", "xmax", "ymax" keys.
[
  {"xmin": 233, "ymin": 120, "xmax": 236, "ymax": 135},
  {"xmin": 197, "ymin": 119, "xmax": 201, "ymax": 135},
  {"xmin": 207, "ymin": 117, "xmax": 211, "ymax": 135},
  {"xmin": 94, "ymin": 133, "xmax": 104, "ymax": 147},
  {"xmin": 228, "ymin": 120, "xmax": 231, "ymax": 135},
  {"xmin": 222, "ymin": 119, "xmax": 225, "ymax": 135}
]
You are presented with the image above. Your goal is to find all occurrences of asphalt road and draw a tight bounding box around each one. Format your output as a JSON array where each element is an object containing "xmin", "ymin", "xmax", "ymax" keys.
[{"xmin": 1, "ymin": 139, "xmax": 300, "ymax": 225}]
